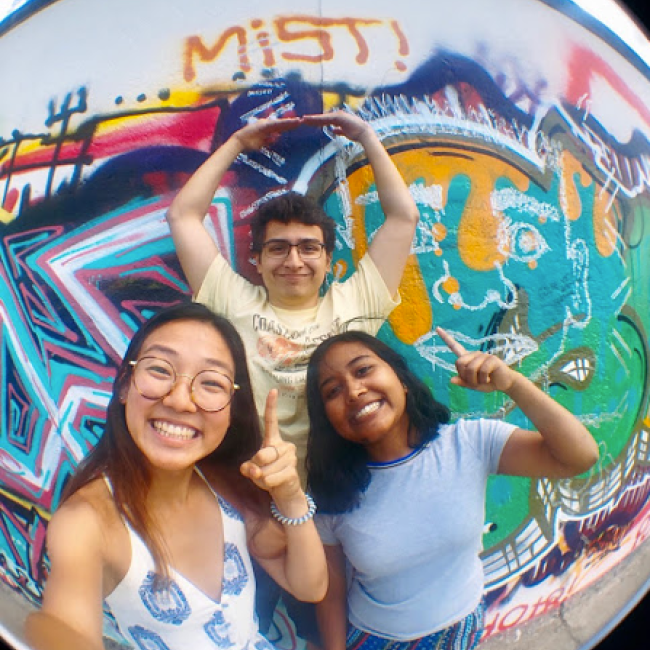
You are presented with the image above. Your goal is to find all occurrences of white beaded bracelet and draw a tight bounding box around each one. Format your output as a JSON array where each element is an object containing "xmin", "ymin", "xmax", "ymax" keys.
[{"xmin": 270, "ymin": 493, "xmax": 317, "ymax": 526}]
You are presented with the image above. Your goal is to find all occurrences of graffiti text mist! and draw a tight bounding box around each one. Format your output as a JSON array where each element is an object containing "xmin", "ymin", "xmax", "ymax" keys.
[{"xmin": 184, "ymin": 16, "xmax": 410, "ymax": 81}]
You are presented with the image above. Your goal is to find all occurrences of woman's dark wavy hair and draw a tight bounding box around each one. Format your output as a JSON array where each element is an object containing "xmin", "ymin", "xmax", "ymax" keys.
[
  {"xmin": 61, "ymin": 302, "xmax": 263, "ymax": 577},
  {"xmin": 305, "ymin": 331, "xmax": 450, "ymax": 514}
]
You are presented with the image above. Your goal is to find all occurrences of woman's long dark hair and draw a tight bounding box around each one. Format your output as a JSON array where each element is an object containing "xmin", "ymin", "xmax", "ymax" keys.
[
  {"xmin": 305, "ymin": 331, "xmax": 450, "ymax": 514},
  {"xmin": 62, "ymin": 302, "xmax": 264, "ymax": 577}
]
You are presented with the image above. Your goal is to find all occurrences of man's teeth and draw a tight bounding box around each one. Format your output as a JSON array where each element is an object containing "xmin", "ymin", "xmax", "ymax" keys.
[
  {"xmin": 354, "ymin": 401, "xmax": 381, "ymax": 420},
  {"xmin": 153, "ymin": 421, "xmax": 197, "ymax": 441}
]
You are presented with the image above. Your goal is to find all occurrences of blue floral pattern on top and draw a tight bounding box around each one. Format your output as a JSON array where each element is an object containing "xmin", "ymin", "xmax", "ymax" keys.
[
  {"xmin": 204, "ymin": 610, "xmax": 233, "ymax": 647},
  {"xmin": 129, "ymin": 625, "xmax": 173, "ymax": 650},
  {"xmin": 218, "ymin": 495, "xmax": 243, "ymax": 522},
  {"xmin": 222, "ymin": 543, "xmax": 248, "ymax": 596},
  {"xmin": 139, "ymin": 572, "xmax": 191, "ymax": 625}
]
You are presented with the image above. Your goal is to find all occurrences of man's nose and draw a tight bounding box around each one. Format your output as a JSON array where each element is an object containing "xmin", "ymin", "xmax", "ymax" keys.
[{"xmin": 284, "ymin": 245, "xmax": 304, "ymax": 265}]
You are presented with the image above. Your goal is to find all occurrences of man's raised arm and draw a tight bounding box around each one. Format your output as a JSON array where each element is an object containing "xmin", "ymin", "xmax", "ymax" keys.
[
  {"xmin": 302, "ymin": 111, "xmax": 420, "ymax": 296},
  {"xmin": 166, "ymin": 117, "xmax": 302, "ymax": 294}
]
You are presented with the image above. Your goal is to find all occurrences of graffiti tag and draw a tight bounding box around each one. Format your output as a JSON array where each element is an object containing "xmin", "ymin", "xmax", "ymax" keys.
[{"xmin": 183, "ymin": 16, "xmax": 409, "ymax": 81}]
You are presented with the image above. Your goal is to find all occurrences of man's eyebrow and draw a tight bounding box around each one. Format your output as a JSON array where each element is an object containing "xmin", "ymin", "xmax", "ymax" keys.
[{"xmin": 264, "ymin": 238, "xmax": 323, "ymax": 244}]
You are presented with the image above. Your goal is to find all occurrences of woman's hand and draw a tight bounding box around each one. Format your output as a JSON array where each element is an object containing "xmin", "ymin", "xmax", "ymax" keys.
[
  {"xmin": 240, "ymin": 390, "xmax": 305, "ymax": 512},
  {"xmin": 231, "ymin": 116, "xmax": 302, "ymax": 151},
  {"xmin": 302, "ymin": 111, "xmax": 372, "ymax": 142},
  {"xmin": 438, "ymin": 326, "xmax": 599, "ymax": 477},
  {"xmin": 437, "ymin": 326, "xmax": 520, "ymax": 394},
  {"xmin": 241, "ymin": 391, "xmax": 328, "ymax": 602}
]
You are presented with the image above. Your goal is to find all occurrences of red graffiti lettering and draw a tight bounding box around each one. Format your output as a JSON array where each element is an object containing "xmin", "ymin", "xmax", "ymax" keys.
[
  {"xmin": 499, "ymin": 604, "xmax": 528, "ymax": 630},
  {"xmin": 566, "ymin": 45, "xmax": 650, "ymax": 129},
  {"xmin": 529, "ymin": 588, "xmax": 565, "ymax": 619},
  {"xmin": 183, "ymin": 16, "xmax": 408, "ymax": 81},
  {"xmin": 184, "ymin": 26, "xmax": 250, "ymax": 81},
  {"xmin": 482, "ymin": 610, "xmax": 499, "ymax": 638},
  {"xmin": 275, "ymin": 16, "xmax": 379, "ymax": 64},
  {"xmin": 633, "ymin": 509, "xmax": 650, "ymax": 549},
  {"xmin": 256, "ymin": 30, "xmax": 275, "ymax": 68},
  {"xmin": 483, "ymin": 587, "xmax": 569, "ymax": 638},
  {"xmin": 390, "ymin": 19, "xmax": 409, "ymax": 71}
]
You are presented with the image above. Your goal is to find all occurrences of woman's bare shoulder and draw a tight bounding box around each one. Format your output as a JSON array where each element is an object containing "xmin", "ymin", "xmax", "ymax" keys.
[{"xmin": 49, "ymin": 479, "xmax": 124, "ymax": 556}]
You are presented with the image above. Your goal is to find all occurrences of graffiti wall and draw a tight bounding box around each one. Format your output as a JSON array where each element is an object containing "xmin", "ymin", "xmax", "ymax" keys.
[{"xmin": 1, "ymin": 0, "xmax": 650, "ymax": 645}]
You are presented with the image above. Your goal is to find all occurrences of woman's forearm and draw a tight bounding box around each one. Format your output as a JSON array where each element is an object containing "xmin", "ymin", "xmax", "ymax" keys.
[
  {"xmin": 316, "ymin": 546, "xmax": 349, "ymax": 650},
  {"xmin": 504, "ymin": 373, "xmax": 599, "ymax": 475},
  {"xmin": 25, "ymin": 611, "xmax": 104, "ymax": 650},
  {"xmin": 274, "ymin": 494, "xmax": 328, "ymax": 602}
]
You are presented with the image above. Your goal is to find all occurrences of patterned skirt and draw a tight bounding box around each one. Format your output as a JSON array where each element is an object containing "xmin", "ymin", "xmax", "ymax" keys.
[{"xmin": 345, "ymin": 601, "xmax": 485, "ymax": 650}]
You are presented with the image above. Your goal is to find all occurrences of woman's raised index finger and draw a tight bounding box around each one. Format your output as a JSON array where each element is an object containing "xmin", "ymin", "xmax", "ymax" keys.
[
  {"xmin": 263, "ymin": 389, "xmax": 282, "ymax": 446},
  {"xmin": 436, "ymin": 326, "xmax": 468, "ymax": 357}
]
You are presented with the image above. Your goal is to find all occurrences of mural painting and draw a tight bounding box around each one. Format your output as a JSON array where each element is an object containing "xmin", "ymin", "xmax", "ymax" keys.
[{"xmin": 1, "ymin": 0, "xmax": 650, "ymax": 644}]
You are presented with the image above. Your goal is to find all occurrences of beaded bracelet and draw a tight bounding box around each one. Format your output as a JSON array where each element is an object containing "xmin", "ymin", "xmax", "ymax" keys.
[{"xmin": 270, "ymin": 493, "xmax": 317, "ymax": 526}]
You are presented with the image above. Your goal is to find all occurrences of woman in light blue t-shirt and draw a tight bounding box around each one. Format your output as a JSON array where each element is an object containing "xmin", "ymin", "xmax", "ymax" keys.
[{"xmin": 305, "ymin": 327, "xmax": 599, "ymax": 650}]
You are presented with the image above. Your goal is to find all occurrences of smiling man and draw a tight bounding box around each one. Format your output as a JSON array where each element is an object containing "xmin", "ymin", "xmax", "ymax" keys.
[{"xmin": 166, "ymin": 110, "xmax": 419, "ymax": 479}]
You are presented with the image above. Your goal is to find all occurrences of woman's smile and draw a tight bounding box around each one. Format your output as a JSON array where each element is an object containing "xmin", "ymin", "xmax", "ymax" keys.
[
  {"xmin": 350, "ymin": 399, "xmax": 383, "ymax": 422},
  {"xmin": 151, "ymin": 418, "xmax": 199, "ymax": 442}
]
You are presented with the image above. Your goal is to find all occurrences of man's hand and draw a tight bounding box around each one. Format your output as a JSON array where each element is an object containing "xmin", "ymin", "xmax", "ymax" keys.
[
  {"xmin": 232, "ymin": 116, "xmax": 303, "ymax": 151},
  {"xmin": 302, "ymin": 111, "xmax": 372, "ymax": 142}
]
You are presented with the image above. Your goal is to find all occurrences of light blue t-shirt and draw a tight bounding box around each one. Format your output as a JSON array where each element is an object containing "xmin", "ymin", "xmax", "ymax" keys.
[{"xmin": 315, "ymin": 418, "xmax": 516, "ymax": 640}]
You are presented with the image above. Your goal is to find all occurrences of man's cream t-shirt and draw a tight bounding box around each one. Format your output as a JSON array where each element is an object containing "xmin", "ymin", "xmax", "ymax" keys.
[{"xmin": 195, "ymin": 253, "xmax": 399, "ymax": 482}]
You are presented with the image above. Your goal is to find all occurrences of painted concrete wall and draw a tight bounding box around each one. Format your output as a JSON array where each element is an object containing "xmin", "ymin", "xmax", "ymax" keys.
[{"xmin": 1, "ymin": 0, "xmax": 650, "ymax": 645}]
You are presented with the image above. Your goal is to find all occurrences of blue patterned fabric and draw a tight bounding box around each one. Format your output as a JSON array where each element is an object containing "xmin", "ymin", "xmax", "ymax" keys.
[
  {"xmin": 138, "ymin": 572, "xmax": 192, "ymax": 625},
  {"xmin": 345, "ymin": 601, "xmax": 484, "ymax": 650},
  {"xmin": 104, "ymin": 470, "xmax": 273, "ymax": 650}
]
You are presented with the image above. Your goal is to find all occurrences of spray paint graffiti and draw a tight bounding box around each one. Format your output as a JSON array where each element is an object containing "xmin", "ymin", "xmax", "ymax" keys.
[
  {"xmin": 1, "ymin": 0, "xmax": 650, "ymax": 643},
  {"xmin": 183, "ymin": 16, "xmax": 410, "ymax": 81}
]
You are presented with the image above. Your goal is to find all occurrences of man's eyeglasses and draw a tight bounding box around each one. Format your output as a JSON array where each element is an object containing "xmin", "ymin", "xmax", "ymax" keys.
[
  {"xmin": 128, "ymin": 357, "xmax": 239, "ymax": 412},
  {"xmin": 261, "ymin": 239, "xmax": 326, "ymax": 260}
]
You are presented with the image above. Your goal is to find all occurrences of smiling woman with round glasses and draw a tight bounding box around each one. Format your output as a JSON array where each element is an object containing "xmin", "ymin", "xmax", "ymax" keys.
[{"xmin": 26, "ymin": 303, "xmax": 327, "ymax": 650}]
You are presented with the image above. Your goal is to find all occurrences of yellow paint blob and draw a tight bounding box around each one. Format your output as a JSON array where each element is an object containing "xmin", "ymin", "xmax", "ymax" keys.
[
  {"xmin": 332, "ymin": 259, "xmax": 348, "ymax": 281},
  {"xmin": 442, "ymin": 276, "xmax": 460, "ymax": 294},
  {"xmin": 439, "ymin": 149, "xmax": 529, "ymax": 272},
  {"xmin": 559, "ymin": 151, "xmax": 592, "ymax": 222},
  {"xmin": 0, "ymin": 207, "xmax": 15, "ymax": 224},
  {"xmin": 592, "ymin": 188, "xmax": 619, "ymax": 258},
  {"xmin": 432, "ymin": 222, "xmax": 447, "ymax": 242}
]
